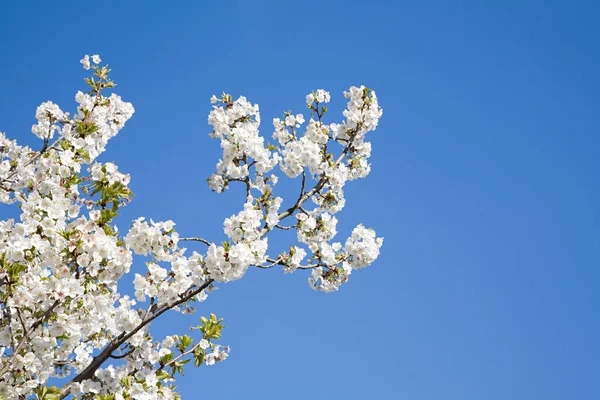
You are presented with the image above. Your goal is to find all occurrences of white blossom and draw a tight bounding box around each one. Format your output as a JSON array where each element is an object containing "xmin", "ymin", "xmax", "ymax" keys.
[
  {"xmin": 0, "ymin": 55, "xmax": 384, "ymax": 399},
  {"xmin": 80, "ymin": 54, "xmax": 91, "ymax": 70}
]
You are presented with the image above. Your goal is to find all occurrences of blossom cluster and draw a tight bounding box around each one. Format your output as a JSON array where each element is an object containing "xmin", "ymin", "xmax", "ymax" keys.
[
  {"xmin": 0, "ymin": 55, "xmax": 384, "ymax": 399},
  {"xmin": 206, "ymin": 94, "xmax": 279, "ymax": 194}
]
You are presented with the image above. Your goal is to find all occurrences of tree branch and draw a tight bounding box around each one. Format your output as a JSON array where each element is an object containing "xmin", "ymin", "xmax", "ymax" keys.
[
  {"xmin": 59, "ymin": 279, "xmax": 214, "ymax": 398},
  {"xmin": 179, "ymin": 237, "xmax": 211, "ymax": 246}
]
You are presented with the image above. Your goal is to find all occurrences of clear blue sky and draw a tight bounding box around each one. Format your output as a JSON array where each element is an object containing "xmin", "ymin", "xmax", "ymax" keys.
[{"xmin": 1, "ymin": 1, "xmax": 599, "ymax": 399}]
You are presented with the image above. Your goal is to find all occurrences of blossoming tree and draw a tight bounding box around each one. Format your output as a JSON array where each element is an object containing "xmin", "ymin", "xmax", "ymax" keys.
[{"xmin": 0, "ymin": 55, "xmax": 383, "ymax": 400}]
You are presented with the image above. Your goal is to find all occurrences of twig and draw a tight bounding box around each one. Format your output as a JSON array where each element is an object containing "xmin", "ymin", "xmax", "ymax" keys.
[{"xmin": 179, "ymin": 237, "xmax": 211, "ymax": 246}]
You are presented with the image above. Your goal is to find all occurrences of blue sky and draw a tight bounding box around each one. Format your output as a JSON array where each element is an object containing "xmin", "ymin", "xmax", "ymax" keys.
[{"xmin": 1, "ymin": 1, "xmax": 599, "ymax": 399}]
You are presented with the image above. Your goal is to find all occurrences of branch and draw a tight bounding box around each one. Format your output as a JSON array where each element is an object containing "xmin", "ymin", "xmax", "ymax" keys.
[
  {"xmin": 59, "ymin": 279, "xmax": 214, "ymax": 398},
  {"xmin": 158, "ymin": 341, "xmax": 202, "ymax": 372},
  {"xmin": 108, "ymin": 348, "xmax": 135, "ymax": 360},
  {"xmin": 179, "ymin": 237, "xmax": 211, "ymax": 246},
  {"xmin": 274, "ymin": 224, "xmax": 295, "ymax": 231},
  {"xmin": 253, "ymin": 257, "xmax": 336, "ymax": 271}
]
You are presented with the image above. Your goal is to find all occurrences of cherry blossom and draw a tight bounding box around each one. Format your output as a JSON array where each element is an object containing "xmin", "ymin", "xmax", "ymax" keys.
[{"xmin": 0, "ymin": 55, "xmax": 383, "ymax": 400}]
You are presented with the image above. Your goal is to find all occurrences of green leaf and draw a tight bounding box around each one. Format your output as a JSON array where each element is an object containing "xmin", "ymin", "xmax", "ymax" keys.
[
  {"xmin": 159, "ymin": 352, "xmax": 174, "ymax": 366},
  {"xmin": 176, "ymin": 335, "xmax": 194, "ymax": 352},
  {"xmin": 8, "ymin": 262, "xmax": 27, "ymax": 280},
  {"xmin": 156, "ymin": 370, "xmax": 170, "ymax": 381},
  {"xmin": 193, "ymin": 347, "xmax": 205, "ymax": 367}
]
